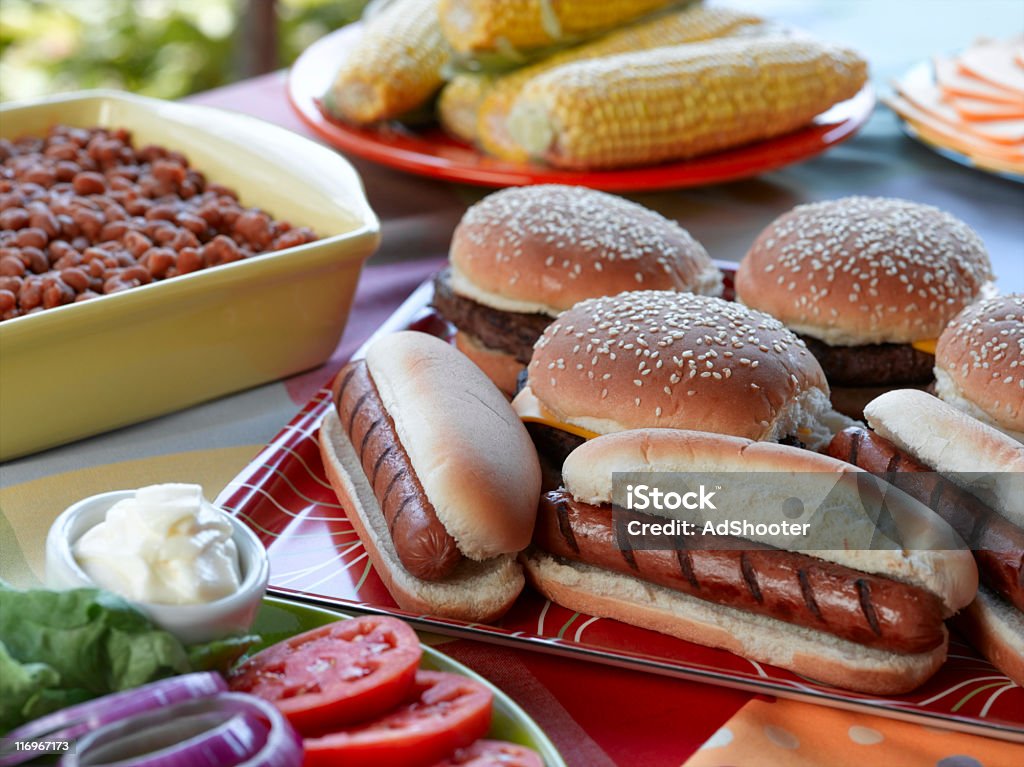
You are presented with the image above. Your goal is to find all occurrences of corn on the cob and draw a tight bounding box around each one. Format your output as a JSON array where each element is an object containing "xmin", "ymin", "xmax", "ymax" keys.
[
  {"xmin": 475, "ymin": 5, "xmax": 765, "ymax": 159},
  {"xmin": 504, "ymin": 37, "xmax": 868, "ymax": 170},
  {"xmin": 325, "ymin": 0, "xmax": 448, "ymax": 125},
  {"xmin": 438, "ymin": 0, "xmax": 680, "ymax": 56},
  {"xmin": 438, "ymin": 73, "xmax": 497, "ymax": 143}
]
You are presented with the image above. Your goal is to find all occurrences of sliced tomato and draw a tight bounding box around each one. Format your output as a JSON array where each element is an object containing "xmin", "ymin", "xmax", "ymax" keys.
[
  {"xmin": 303, "ymin": 670, "xmax": 493, "ymax": 767},
  {"xmin": 228, "ymin": 616, "xmax": 421, "ymax": 735},
  {"xmin": 431, "ymin": 740, "xmax": 544, "ymax": 767}
]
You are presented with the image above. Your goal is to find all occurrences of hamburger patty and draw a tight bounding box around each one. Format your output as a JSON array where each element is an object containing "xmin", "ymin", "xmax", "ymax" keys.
[
  {"xmin": 431, "ymin": 268, "xmax": 553, "ymax": 363},
  {"xmin": 799, "ymin": 335, "xmax": 935, "ymax": 386}
]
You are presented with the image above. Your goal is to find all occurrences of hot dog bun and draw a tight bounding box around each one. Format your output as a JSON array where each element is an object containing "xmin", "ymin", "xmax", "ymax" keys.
[
  {"xmin": 864, "ymin": 389, "xmax": 1024, "ymax": 525},
  {"xmin": 934, "ymin": 294, "xmax": 1024, "ymax": 443},
  {"xmin": 954, "ymin": 586, "xmax": 1024, "ymax": 687},
  {"xmin": 863, "ymin": 388, "xmax": 1024, "ymax": 684},
  {"xmin": 522, "ymin": 550, "xmax": 947, "ymax": 694},
  {"xmin": 524, "ymin": 428, "xmax": 980, "ymax": 693},
  {"xmin": 318, "ymin": 331, "xmax": 542, "ymax": 622}
]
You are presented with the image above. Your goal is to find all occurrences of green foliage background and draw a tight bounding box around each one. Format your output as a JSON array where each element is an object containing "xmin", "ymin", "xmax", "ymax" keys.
[{"xmin": 0, "ymin": 0, "xmax": 369, "ymax": 102}]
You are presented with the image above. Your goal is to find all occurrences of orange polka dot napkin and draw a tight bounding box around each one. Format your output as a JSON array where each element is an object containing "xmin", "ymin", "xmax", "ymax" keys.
[{"xmin": 683, "ymin": 697, "xmax": 1024, "ymax": 767}]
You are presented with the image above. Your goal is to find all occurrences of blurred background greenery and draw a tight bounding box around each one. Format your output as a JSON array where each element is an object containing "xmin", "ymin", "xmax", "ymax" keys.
[{"xmin": 0, "ymin": 0, "xmax": 370, "ymax": 102}]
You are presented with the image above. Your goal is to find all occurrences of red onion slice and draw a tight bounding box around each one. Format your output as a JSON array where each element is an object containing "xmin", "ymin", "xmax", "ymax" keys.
[
  {"xmin": 60, "ymin": 693, "xmax": 302, "ymax": 767},
  {"xmin": 0, "ymin": 673, "xmax": 227, "ymax": 767}
]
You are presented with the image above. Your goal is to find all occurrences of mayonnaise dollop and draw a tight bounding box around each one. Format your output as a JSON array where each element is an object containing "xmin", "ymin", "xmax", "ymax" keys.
[{"xmin": 73, "ymin": 483, "xmax": 241, "ymax": 605}]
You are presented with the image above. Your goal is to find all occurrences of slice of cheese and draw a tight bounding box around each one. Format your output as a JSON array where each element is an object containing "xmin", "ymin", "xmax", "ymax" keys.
[
  {"xmin": 947, "ymin": 94, "xmax": 1024, "ymax": 122},
  {"xmin": 934, "ymin": 56, "xmax": 1023, "ymax": 105},
  {"xmin": 911, "ymin": 339, "xmax": 938, "ymax": 355},
  {"xmin": 957, "ymin": 38, "xmax": 1024, "ymax": 96},
  {"xmin": 895, "ymin": 76, "xmax": 1024, "ymax": 145},
  {"xmin": 510, "ymin": 386, "xmax": 599, "ymax": 439},
  {"xmin": 884, "ymin": 94, "xmax": 1024, "ymax": 164}
]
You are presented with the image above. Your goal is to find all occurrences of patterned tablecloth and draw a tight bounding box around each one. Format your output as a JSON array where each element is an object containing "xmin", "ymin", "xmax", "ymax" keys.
[{"xmin": 2, "ymin": 2, "xmax": 1023, "ymax": 764}]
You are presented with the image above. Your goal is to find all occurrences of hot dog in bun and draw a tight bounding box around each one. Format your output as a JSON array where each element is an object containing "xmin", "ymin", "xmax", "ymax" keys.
[
  {"xmin": 735, "ymin": 197, "xmax": 994, "ymax": 418},
  {"xmin": 432, "ymin": 185, "xmax": 723, "ymax": 393},
  {"xmin": 524, "ymin": 428, "xmax": 979, "ymax": 693},
  {"xmin": 318, "ymin": 331, "xmax": 542, "ymax": 622},
  {"xmin": 827, "ymin": 389, "xmax": 1024, "ymax": 685}
]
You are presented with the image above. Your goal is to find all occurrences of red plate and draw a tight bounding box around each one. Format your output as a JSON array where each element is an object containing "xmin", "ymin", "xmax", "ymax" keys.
[
  {"xmin": 218, "ymin": 271, "xmax": 1024, "ymax": 743},
  {"xmin": 287, "ymin": 24, "xmax": 877, "ymax": 191}
]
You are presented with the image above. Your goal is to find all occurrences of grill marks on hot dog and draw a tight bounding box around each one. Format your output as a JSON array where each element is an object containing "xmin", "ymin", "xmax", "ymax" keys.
[
  {"xmin": 535, "ymin": 491, "xmax": 946, "ymax": 653},
  {"xmin": 335, "ymin": 360, "xmax": 462, "ymax": 581},
  {"xmin": 827, "ymin": 426, "xmax": 1024, "ymax": 612}
]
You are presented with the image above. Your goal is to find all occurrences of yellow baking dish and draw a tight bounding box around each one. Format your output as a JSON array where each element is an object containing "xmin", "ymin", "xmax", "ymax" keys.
[{"xmin": 0, "ymin": 90, "xmax": 380, "ymax": 461}]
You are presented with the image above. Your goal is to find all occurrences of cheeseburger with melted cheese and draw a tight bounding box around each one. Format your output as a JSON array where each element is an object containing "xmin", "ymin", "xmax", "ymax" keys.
[
  {"xmin": 511, "ymin": 290, "xmax": 849, "ymax": 478},
  {"xmin": 734, "ymin": 197, "xmax": 994, "ymax": 418}
]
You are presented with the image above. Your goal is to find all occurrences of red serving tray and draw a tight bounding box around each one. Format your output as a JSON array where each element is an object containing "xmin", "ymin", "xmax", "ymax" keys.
[
  {"xmin": 218, "ymin": 276, "xmax": 1024, "ymax": 742},
  {"xmin": 287, "ymin": 24, "xmax": 876, "ymax": 191}
]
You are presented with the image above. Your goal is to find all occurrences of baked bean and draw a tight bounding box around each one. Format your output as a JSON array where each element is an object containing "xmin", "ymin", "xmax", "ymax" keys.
[
  {"xmin": 125, "ymin": 197, "xmax": 152, "ymax": 216},
  {"xmin": 20, "ymin": 247, "xmax": 49, "ymax": 274},
  {"xmin": 0, "ymin": 275, "xmax": 24, "ymax": 293},
  {"xmin": 168, "ymin": 228, "xmax": 198, "ymax": 252},
  {"xmin": 101, "ymin": 201, "xmax": 127, "ymax": 221},
  {"xmin": 15, "ymin": 227, "xmax": 48, "ymax": 249},
  {"xmin": 74, "ymin": 209, "xmax": 104, "ymax": 240},
  {"xmin": 99, "ymin": 220, "xmax": 130, "ymax": 241},
  {"xmin": 139, "ymin": 247, "xmax": 176, "ymax": 279},
  {"xmin": 0, "ymin": 254, "xmax": 26, "ymax": 276},
  {"xmin": 145, "ymin": 203, "xmax": 178, "ymax": 222},
  {"xmin": 42, "ymin": 277, "xmax": 75, "ymax": 309},
  {"xmin": 273, "ymin": 228, "xmax": 315, "ymax": 250},
  {"xmin": 59, "ymin": 267, "xmax": 90, "ymax": 293},
  {"xmin": 0, "ymin": 193, "xmax": 22, "ymax": 210},
  {"xmin": 0, "ymin": 207, "xmax": 29, "ymax": 230},
  {"xmin": 1, "ymin": 124, "xmax": 317, "ymax": 320},
  {"xmin": 176, "ymin": 212, "xmax": 208, "ymax": 237},
  {"xmin": 177, "ymin": 247, "xmax": 202, "ymax": 274},
  {"xmin": 201, "ymin": 234, "xmax": 241, "ymax": 266},
  {"xmin": 29, "ymin": 208, "xmax": 60, "ymax": 238},
  {"xmin": 53, "ymin": 251, "xmax": 83, "ymax": 270},
  {"xmin": 123, "ymin": 230, "xmax": 152, "ymax": 257},
  {"xmin": 18, "ymin": 278, "xmax": 43, "ymax": 310},
  {"xmin": 54, "ymin": 160, "xmax": 80, "ymax": 181},
  {"xmin": 152, "ymin": 159, "xmax": 186, "ymax": 186},
  {"xmin": 22, "ymin": 167, "xmax": 56, "ymax": 187}
]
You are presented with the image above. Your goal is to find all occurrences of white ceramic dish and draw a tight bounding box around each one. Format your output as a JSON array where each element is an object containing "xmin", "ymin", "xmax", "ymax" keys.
[{"xmin": 45, "ymin": 489, "xmax": 269, "ymax": 644}]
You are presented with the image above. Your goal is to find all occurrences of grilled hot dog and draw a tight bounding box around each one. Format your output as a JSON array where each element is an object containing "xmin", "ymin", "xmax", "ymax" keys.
[
  {"xmin": 334, "ymin": 359, "xmax": 462, "ymax": 581},
  {"xmin": 827, "ymin": 426, "xmax": 1024, "ymax": 612},
  {"xmin": 535, "ymin": 490, "xmax": 946, "ymax": 653}
]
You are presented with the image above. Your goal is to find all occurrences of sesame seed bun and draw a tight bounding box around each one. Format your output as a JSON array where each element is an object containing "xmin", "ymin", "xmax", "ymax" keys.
[
  {"xmin": 934, "ymin": 294, "xmax": 1024, "ymax": 442},
  {"xmin": 518, "ymin": 290, "xmax": 835, "ymax": 446},
  {"xmin": 735, "ymin": 197, "xmax": 993, "ymax": 346},
  {"xmin": 450, "ymin": 185, "xmax": 723, "ymax": 316}
]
